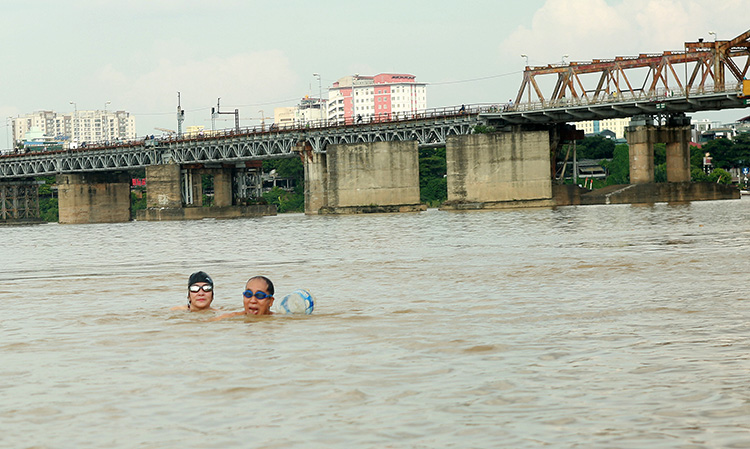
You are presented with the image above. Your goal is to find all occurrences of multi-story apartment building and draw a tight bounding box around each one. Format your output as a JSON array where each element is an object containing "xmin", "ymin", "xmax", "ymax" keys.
[
  {"xmin": 274, "ymin": 96, "xmax": 326, "ymax": 128},
  {"xmin": 575, "ymin": 117, "xmax": 631, "ymax": 140},
  {"xmin": 327, "ymin": 73, "xmax": 427, "ymax": 123},
  {"xmin": 12, "ymin": 110, "xmax": 136, "ymax": 148},
  {"xmin": 11, "ymin": 111, "xmax": 70, "ymax": 144}
]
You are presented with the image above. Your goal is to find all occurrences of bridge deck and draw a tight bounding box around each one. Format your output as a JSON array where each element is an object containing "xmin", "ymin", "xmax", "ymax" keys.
[{"xmin": 1, "ymin": 85, "xmax": 747, "ymax": 179}]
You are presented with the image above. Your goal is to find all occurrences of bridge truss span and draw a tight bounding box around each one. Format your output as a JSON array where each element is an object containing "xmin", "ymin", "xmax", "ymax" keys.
[
  {"xmin": 164, "ymin": 132, "xmax": 303, "ymax": 164},
  {"xmin": 0, "ymin": 145, "xmax": 160, "ymax": 178},
  {"xmin": 515, "ymin": 30, "xmax": 750, "ymax": 108},
  {"xmin": 305, "ymin": 114, "xmax": 480, "ymax": 152},
  {"xmin": 0, "ymin": 113, "xmax": 483, "ymax": 179}
]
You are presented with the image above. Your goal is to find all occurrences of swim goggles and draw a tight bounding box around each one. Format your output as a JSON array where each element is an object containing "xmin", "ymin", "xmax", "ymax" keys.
[
  {"xmin": 243, "ymin": 289, "xmax": 271, "ymax": 299},
  {"xmin": 189, "ymin": 284, "xmax": 213, "ymax": 293}
]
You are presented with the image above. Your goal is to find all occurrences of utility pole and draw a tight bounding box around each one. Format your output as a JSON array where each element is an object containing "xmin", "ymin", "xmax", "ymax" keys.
[
  {"xmin": 103, "ymin": 101, "xmax": 110, "ymax": 143},
  {"xmin": 213, "ymin": 97, "xmax": 240, "ymax": 132},
  {"xmin": 177, "ymin": 92, "xmax": 185, "ymax": 137},
  {"xmin": 313, "ymin": 73, "xmax": 323, "ymax": 126}
]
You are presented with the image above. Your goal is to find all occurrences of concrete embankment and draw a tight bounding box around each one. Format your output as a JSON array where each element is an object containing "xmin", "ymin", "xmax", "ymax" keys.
[
  {"xmin": 553, "ymin": 183, "xmax": 740, "ymax": 206},
  {"xmin": 136, "ymin": 204, "xmax": 276, "ymax": 221}
]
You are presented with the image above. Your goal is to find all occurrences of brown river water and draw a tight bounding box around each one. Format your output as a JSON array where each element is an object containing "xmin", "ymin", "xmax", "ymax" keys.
[{"xmin": 1, "ymin": 199, "xmax": 749, "ymax": 448}]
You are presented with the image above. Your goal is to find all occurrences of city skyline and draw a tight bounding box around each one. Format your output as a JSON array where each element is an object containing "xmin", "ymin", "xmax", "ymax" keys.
[{"xmin": 1, "ymin": 0, "xmax": 748, "ymax": 146}]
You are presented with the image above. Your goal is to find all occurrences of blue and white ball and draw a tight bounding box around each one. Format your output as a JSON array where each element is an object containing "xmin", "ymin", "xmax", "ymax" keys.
[{"xmin": 274, "ymin": 289, "xmax": 315, "ymax": 315}]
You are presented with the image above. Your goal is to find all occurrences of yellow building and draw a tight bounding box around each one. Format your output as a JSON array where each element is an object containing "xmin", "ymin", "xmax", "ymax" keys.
[{"xmin": 575, "ymin": 117, "xmax": 631, "ymax": 139}]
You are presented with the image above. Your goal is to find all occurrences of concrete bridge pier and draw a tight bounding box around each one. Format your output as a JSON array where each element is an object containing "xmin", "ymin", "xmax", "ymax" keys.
[
  {"xmin": 300, "ymin": 143, "xmax": 328, "ymax": 213},
  {"xmin": 138, "ymin": 162, "xmax": 275, "ymax": 221},
  {"xmin": 57, "ymin": 173, "xmax": 131, "ymax": 224},
  {"xmin": 627, "ymin": 114, "xmax": 692, "ymax": 184},
  {"xmin": 301, "ymin": 140, "xmax": 425, "ymax": 214},
  {"xmin": 665, "ymin": 125, "xmax": 692, "ymax": 183},
  {"xmin": 146, "ymin": 163, "xmax": 182, "ymax": 208},
  {"xmin": 442, "ymin": 127, "xmax": 555, "ymax": 209},
  {"xmin": 180, "ymin": 166, "xmax": 232, "ymax": 207},
  {"xmin": 626, "ymin": 123, "xmax": 656, "ymax": 184}
]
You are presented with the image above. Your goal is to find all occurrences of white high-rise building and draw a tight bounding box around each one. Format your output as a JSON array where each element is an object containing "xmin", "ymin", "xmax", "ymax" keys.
[
  {"xmin": 12, "ymin": 110, "xmax": 136, "ymax": 148},
  {"xmin": 328, "ymin": 73, "xmax": 427, "ymax": 124}
]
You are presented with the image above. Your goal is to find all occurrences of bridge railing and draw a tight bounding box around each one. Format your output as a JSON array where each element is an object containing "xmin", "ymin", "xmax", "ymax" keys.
[{"xmin": 506, "ymin": 82, "xmax": 743, "ymax": 114}]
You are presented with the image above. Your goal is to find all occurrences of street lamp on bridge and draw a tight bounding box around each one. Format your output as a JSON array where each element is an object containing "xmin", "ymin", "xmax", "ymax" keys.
[
  {"xmin": 521, "ymin": 54, "xmax": 529, "ymax": 68},
  {"xmin": 69, "ymin": 101, "xmax": 77, "ymax": 146},
  {"xmin": 313, "ymin": 73, "xmax": 324, "ymax": 126},
  {"xmin": 103, "ymin": 101, "xmax": 111, "ymax": 142}
]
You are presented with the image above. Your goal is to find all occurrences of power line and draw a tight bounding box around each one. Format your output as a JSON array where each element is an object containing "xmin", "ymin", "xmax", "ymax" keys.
[
  {"xmin": 427, "ymin": 71, "xmax": 522, "ymax": 86},
  {"xmin": 132, "ymin": 97, "xmax": 302, "ymax": 116}
]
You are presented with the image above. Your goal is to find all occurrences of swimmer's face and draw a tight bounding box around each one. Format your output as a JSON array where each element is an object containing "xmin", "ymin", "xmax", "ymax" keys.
[
  {"xmin": 188, "ymin": 282, "xmax": 213, "ymax": 311},
  {"xmin": 243, "ymin": 278, "xmax": 274, "ymax": 316}
]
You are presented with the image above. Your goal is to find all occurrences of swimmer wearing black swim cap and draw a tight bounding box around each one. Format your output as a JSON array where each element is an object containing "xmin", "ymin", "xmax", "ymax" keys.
[{"xmin": 172, "ymin": 271, "xmax": 215, "ymax": 312}]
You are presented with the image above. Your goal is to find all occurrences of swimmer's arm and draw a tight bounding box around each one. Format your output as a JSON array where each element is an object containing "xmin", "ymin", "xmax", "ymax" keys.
[
  {"xmin": 171, "ymin": 305, "xmax": 188, "ymax": 311},
  {"xmin": 209, "ymin": 311, "xmax": 246, "ymax": 321}
]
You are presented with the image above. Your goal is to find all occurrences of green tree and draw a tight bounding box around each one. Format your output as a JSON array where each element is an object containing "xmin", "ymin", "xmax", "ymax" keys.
[
  {"xmin": 601, "ymin": 143, "xmax": 630, "ymax": 185},
  {"xmin": 258, "ymin": 157, "xmax": 305, "ymax": 212},
  {"xmin": 702, "ymin": 138, "xmax": 735, "ymax": 169},
  {"xmin": 732, "ymin": 133, "xmax": 750, "ymax": 167},
  {"xmin": 37, "ymin": 176, "xmax": 58, "ymax": 222},
  {"xmin": 263, "ymin": 186, "xmax": 304, "ymax": 213},
  {"xmin": 690, "ymin": 144, "xmax": 705, "ymax": 169},
  {"xmin": 653, "ymin": 143, "xmax": 666, "ymax": 166},
  {"xmin": 654, "ymin": 163, "xmax": 667, "ymax": 183},
  {"xmin": 262, "ymin": 157, "xmax": 304, "ymax": 179},
  {"xmin": 421, "ymin": 178, "xmax": 447, "ymax": 206},
  {"xmin": 708, "ymin": 167, "xmax": 732, "ymax": 184},
  {"xmin": 39, "ymin": 197, "xmax": 58, "ymax": 222},
  {"xmin": 419, "ymin": 147, "xmax": 447, "ymax": 206},
  {"xmin": 472, "ymin": 124, "xmax": 496, "ymax": 134},
  {"xmin": 131, "ymin": 192, "xmax": 147, "ymax": 219},
  {"xmin": 577, "ymin": 135, "xmax": 615, "ymax": 159},
  {"xmin": 691, "ymin": 167, "xmax": 709, "ymax": 182},
  {"xmin": 651, "ymin": 143, "xmax": 667, "ymax": 183}
]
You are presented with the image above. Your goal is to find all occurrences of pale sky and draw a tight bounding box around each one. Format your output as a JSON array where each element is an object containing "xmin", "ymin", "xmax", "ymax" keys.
[{"xmin": 1, "ymin": 0, "xmax": 748, "ymax": 144}]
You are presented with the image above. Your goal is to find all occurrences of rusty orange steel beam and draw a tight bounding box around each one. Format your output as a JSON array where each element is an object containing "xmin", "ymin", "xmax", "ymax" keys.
[{"xmin": 515, "ymin": 30, "xmax": 750, "ymax": 105}]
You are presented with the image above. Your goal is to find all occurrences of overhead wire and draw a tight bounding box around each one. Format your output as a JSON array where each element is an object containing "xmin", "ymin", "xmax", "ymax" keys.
[
  {"xmin": 130, "ymin": 72, "xmax": 520, "ymax": 116},
  {"xmin": 427, "ymin": 70, "xmax": 522, "ymax": 86}
]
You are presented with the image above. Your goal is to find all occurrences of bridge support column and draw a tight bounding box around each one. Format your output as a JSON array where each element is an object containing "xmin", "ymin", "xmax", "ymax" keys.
[
  {"xmin": 145, "ymin": 163, "xmax": 182, "ymax": 208},
  {"xmin": 665, "ymin": 122, "xmax": 692, "ymax": 183},
  {"xmin": 181, "ymin": 167, "xmax": 233, "ymax": 207},
  {"xmin": 442, "ymin": 129, "xmax": 554, "ymax": 209},
  {"xmin": 0, "ymin": 181, "xmax": 41, "ymax": 223},
  {"xmin": 57, "ymin": 173, "xmax": 131, "ymax": 224},
  {"xmin": 139, "ymin": 163, "xmax": 275, "ymax": 221},
  {"xmin": 627, "ymin": 124, "xmax": 655, "ymax": 184},
  {"xmin": 302, "ymin": 141, "xmax": 425, "ymax": 214},
  {"xmin": 627, "ymin": 115, "xmax": 692, "ymax": 184},
  {"xmin": 213, "ymin": 169, "xmax": 233, "ymax": 207},
  {"xmin": 188, "ymin": 170, "xmax": 204, "ymax": 206},
  {"xmin": 302, "ymin": 145, "xmax": 328, "ymax": 214}
]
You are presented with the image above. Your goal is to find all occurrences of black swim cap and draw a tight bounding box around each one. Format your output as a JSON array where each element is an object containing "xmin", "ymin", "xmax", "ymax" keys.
[{"xmin": 188, "ymin": 271, "xmax": 213, "ymax": 287}]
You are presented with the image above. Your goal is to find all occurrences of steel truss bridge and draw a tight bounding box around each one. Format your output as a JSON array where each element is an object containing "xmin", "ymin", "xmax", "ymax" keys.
[
  {"xmin": 505, "ymin": 29, "xmax": 750, "ymax": 123},
  {"xmin": 0, "ymin": 112, "xmax": 480, "ymax": 179},
  {"xmin": 2, "ymin": 30, "xmax": 749, "ymax": 180}
]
